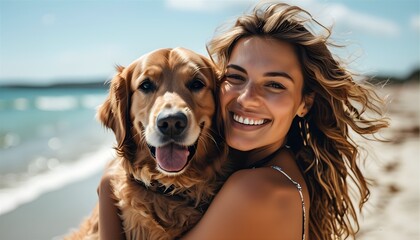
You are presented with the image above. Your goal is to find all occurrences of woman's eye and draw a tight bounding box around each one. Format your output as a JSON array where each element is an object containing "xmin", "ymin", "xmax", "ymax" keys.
[
  {"xmin": 266, "ymin": 81, "xmax": 285, "ymax": 90},
  {"xmin": 225, "ymin": 74, "xmax": 245, "ymax": 82},
  {"xmin": 188, "ymin": 78, "xmax": 206, "ymax": 92},
  {"xmin": 139, "ymin": 79, "xmax": 157, "ymax": 93}
]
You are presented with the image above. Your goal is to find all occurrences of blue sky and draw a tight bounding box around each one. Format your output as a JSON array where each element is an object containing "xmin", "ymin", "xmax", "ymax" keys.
[{"xmin": 0, "ymin": 0, "xmax": 419, "ymax": 85}]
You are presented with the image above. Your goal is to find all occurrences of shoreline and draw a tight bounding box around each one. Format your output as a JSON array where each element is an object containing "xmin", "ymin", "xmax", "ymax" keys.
[
  {"xmin": 0, "ymin": 146, "xmax": 114, "ymax": 216},
  {"xmin": 0, "ymin": 170, "xmax": 103, "ymax": 240}
]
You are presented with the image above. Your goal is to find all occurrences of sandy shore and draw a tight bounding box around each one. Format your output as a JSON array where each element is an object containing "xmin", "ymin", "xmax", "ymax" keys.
[
  {"xmin": 0, "ymin": 83, "xmax": 418, "ymax": 240},
  {"xmin": 0, "ymin": 171, "xmax": 103, "ymax": 240},
  {"xmin": 356, "ymin": 82, "xmax": 420, "ymax": 239}
]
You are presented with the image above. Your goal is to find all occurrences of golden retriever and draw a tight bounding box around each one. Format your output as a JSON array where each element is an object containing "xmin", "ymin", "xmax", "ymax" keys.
[{"xmin": 65, "ymin": 48, "xmax": 231, "ymax": 240}]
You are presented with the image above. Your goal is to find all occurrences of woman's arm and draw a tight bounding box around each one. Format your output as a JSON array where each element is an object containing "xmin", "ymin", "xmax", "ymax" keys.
[
  {"xmin": 97, "ymin": 167, "xmax": 126, "ymax": 240},
  {"xmin": 96, "ymin": 162, "xmax": 306, "ymax": 240},
  {"xmin": 182, "ymin": 168, "xmax": 305, "ymax": 240}
]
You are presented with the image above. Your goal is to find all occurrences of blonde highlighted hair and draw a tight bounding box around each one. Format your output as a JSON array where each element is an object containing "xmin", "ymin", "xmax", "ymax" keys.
[{"xmin": 207, "ymin": 2, "xmax": 389, "ymax": 239}]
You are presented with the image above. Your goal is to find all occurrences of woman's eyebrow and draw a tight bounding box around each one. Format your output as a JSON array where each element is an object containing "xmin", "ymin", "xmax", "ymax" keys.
[
  {"xmin": 227, "ymin": 64, "xmax": 294, "ymax": 82},
  {"xmin": 226, "ymin": 64, "xmax": 247, "ymax": 74},
  {"xmin": 264, "ymin": 72, "xmax": 294, "ymax": 82}
]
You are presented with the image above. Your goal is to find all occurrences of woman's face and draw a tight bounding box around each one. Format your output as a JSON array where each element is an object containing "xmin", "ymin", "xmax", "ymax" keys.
[{"xmin": 220, "ymin": 37, "xmax": 308, "ymax": 152}]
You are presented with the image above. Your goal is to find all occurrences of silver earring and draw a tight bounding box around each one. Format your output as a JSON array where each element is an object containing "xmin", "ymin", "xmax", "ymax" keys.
[
  {"xmin": 298, "ymin": 118, "xmax": 310, "ymax": 146},
  {"xmin": 300, "ymin": 118, "xmax": 321, "ymax": 170}
]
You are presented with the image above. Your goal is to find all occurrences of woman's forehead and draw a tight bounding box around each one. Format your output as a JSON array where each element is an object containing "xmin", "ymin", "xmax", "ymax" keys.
[{"xmin": 228, "ymin": 37, "xmax": 300, "ymax": 70}]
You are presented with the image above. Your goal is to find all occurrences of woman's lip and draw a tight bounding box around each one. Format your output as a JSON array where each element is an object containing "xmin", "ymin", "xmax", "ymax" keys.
[
  {"xmin": 230, "ymin": 110, "xmax": 269, "ymax": 121},
  {"xmin": 229, "ymin": 112, "xmax": 270, "ymax": 128}
]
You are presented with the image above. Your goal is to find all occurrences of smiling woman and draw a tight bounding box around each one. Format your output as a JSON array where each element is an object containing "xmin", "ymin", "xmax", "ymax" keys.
[
  {"xmin": 183, "ymin": 2, "xmax": 390, "ymax": 240},
  {"xmin": 221, "ymin": 37, "xmax": 308, "ymax": 153}
]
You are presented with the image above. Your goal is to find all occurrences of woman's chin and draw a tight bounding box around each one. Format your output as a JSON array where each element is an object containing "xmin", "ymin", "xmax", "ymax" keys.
[{"xmin": 226, "ymin": 137, "xmax": 258, "ymax": 151}]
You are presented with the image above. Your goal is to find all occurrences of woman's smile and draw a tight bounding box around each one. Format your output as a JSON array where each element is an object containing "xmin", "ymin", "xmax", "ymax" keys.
[
  {"xmin": 232, "ymin": 113, "xmax": 267, "ymax": 126},
  {"xmin": 230, "ymin": 111, "xmax": 270, "ymax": 129}
]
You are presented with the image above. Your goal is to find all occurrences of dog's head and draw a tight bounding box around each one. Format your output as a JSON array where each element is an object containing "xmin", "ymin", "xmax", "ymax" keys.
[{"xmin": 98, "ymin": 48, "xmax": 223, "ymax": 183}]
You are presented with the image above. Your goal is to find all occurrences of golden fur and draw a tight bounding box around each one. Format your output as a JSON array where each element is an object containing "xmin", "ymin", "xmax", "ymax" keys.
[{"xmin": 66, "ymin": 48, "xmax": 231, "ymax": 240}]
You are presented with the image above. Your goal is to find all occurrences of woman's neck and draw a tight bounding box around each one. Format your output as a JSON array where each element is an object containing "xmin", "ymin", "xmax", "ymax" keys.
[{"xmin": 228, "ymin": 142, "xmax": 284, "ymax": 168}]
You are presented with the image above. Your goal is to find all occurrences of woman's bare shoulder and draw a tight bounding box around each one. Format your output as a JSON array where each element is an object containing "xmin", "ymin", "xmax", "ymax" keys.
[
  {"xmin": 225, "ymin": 168, "xmax": 299, "ymax": 196},
  {"xmin": 227, "ymin": 167, "xmax": 306, "ymax": 210},
  {"xmin": 183, "ymin": 168, "xmax": 304, "ymax": 240}
]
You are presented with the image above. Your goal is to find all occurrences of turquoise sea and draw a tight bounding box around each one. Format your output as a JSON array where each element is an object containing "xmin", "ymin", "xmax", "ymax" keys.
[{"xmin": 0, "ymin": 86, "xmax": 115, "ymax": 216}]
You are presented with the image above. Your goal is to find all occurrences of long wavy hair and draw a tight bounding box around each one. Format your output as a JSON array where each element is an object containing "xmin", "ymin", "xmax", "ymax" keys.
[{"xmin": 207, "ymin": 2, "xmax": 389, "ymax": 239}]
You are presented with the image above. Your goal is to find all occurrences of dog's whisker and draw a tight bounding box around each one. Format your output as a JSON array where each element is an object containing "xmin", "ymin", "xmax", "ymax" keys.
[
  {"xmin": 203, "ymin": 130, "xmax": 218, "ymax": 147},
  {"xmin": 204, "ymin": 128, "xmax": 225, "ymax": 153},
  {"xmin": 200, "ymin": 131, "xmax": 217, "ymax": 154},
  {"xmin": 129, "ymin": 130, "xmax": 148, "ymax": 153},
  {"xmin": 198, "ymin": 135, "xmax": 208, "ymax": 154},
  {"xmin": 140, "ymin": 130, "xmax": 147, "ymax": 142}
]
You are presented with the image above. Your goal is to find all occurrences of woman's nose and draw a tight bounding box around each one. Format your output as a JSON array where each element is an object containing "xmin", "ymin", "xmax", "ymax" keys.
[{"xmin": 237, "ymin": 83, "xmax": 260, "ymax": 108}]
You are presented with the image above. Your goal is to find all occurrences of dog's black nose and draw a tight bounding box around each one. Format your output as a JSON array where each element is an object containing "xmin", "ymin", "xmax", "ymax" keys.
[{"xmin": 157, "ymin": 112, "xmax": 188, "ymax": 137}]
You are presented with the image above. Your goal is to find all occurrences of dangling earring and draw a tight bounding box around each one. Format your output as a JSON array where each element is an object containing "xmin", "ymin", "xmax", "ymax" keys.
[
  {"xmin": 298, "ymin": 116, "xmax": 310, "ymax": 146},
  {"xmin": 298, "ymin": 115, "xmax": 321, "ymax": 170}
]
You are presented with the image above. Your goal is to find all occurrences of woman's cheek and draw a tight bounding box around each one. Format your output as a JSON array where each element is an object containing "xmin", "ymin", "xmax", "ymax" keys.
[{"xmin": 219, "ymin": 83, "xmax": 234, "ymax": 108}]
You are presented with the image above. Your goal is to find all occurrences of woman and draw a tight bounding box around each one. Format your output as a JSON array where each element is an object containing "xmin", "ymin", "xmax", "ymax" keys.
[{"xmin": 99, "ymin": 2, "xmax": 389, "ymax": 239}]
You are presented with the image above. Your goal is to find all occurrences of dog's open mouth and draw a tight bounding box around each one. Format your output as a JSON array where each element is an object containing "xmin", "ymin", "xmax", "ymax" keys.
[{"xmin": 149, "ymin": 143, "xmax": 197, "ymax": 173}]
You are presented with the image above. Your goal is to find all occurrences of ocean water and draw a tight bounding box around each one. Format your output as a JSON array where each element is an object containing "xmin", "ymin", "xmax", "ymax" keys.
[{"xmin": 0, "ymin": 86, "xmax": 115, "ymax": 215}]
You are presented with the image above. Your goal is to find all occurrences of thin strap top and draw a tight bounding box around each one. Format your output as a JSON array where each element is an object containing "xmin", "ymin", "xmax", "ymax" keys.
[{"xmin": 271, "ymin": 165, "xmax": 306, "ymax": 240}]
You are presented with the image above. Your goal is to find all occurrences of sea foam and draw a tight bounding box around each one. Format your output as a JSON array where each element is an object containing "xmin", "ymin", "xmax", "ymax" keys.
[{"xmin": 0, "ymin": 146, "xmax": 115, "ymax": 216}]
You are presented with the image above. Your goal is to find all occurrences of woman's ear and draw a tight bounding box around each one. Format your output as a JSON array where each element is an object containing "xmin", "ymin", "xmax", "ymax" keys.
[{"xmin": 297, "ymin": 92, "xmax": 315, "ymax": 117}]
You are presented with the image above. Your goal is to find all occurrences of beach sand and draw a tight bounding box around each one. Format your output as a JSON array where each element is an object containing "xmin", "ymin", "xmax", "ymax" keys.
[
  {"xmin": 356, "ymin": 82, "xmax": 420, "ymax": 239},
  {"xmin": 0, "ymin": 83, "xmax": 418, "ymax": 240}
]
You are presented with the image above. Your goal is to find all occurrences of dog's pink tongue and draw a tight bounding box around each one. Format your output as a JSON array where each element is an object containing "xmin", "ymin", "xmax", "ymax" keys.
[{"xmin": 156, "ymin": 143, "xmax": 189, "ymax": 172}]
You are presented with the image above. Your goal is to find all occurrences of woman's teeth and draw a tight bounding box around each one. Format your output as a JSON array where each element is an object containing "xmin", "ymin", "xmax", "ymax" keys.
[{"xmin": 233, "ymin": 114, "xmax": 265, "ymax": 126}]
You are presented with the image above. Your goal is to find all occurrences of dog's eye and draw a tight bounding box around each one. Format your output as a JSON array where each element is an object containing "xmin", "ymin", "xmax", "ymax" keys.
[
  {"xmin": 188, "ymin": 78, "xmax": 205, "ymax": 92},
  {"xmin": 139, "ymin": 79, "xmax": 156, "ymax": 93}
]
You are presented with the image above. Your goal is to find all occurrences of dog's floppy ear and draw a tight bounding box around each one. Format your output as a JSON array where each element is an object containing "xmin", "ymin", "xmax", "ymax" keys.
[
  {"xmin": 200, "ymin": 55, "xmax": 224, "ymax": 136},
  {"xmin": 98, "ymin": 65, "xmax": 131, "ymax": 147}
]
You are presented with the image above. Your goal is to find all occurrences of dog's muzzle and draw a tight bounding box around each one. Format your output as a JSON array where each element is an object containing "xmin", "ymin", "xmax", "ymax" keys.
[{"xmin": 148, "ymin": 112, "xmax": 200, "ymax": 173}]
